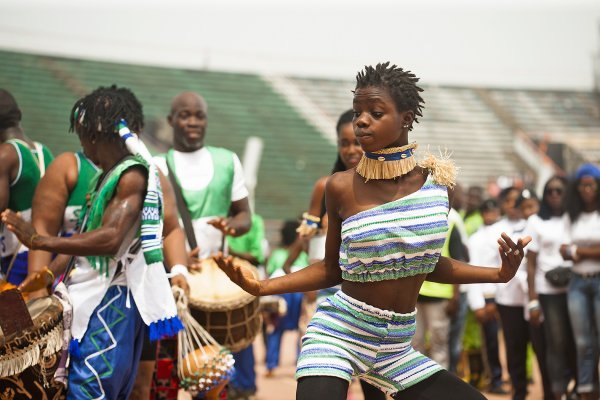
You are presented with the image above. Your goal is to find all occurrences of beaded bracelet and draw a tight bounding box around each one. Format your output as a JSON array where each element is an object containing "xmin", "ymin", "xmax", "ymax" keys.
[{"xmin": 296, "ymin": 213, "xmax": 321, "ymax": 237}]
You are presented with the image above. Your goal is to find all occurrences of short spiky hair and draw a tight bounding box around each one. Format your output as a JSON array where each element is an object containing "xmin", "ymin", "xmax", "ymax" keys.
[
  {"xmin": 355, "ymin": 62, "xmax": 425, "ymax": 130},
  {"xmin": 69, "ymin": 85, "xmax": 144, "ymax": 141}
]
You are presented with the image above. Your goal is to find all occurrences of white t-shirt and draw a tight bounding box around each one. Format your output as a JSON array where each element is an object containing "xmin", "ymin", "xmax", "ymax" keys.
[
  {"xmin": 494, "ymin": 218, "xmax": 528, "ymax": 307},
  {"xmin": 154, "ymin": 147, "xmax": 249, "ymax": 258},
  {"xmin": 154, "ymin": 147, "xmax": 248, "ymax": 201},
  {"xmin": 566, "ymin": 211, "xmax": 600, "ymax": 275},
  {"xmin": 466, "ymin": 223, "xmax": 502, "ymax": 311},
  {"xmin": 526, "ymin": 214, "xmax": 572, "ymax": 294},
  {"xmin": 466, "ymin": 218, "xmax": 528, "ymax": 310}
]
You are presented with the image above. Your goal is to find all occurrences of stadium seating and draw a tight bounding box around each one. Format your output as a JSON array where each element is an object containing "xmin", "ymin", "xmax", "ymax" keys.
[
  {"xmin": 287, "ymin": 77, "xmax": 524, "ymax": 187},
  {"xmin": 0, "ymin": 50, "xmax": 335, "ymax": 220},
  {"xmin": 1, "ymin": 49, "xmax": 599, "ymax": 219}
]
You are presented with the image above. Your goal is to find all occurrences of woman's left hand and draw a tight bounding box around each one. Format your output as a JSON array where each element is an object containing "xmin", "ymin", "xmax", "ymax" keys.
[
  {"xmin": 1, "ymin": 210, "xmax": 39, "ymax": 249},
  {"xmin": 497, "ymin": 232, "xmax": 531, "ymax": 283}
]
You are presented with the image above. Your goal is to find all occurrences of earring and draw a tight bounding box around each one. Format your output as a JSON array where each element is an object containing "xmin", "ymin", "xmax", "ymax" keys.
[{"xmin": 403, "ymin": 124, "xmax": 410, "ymax": 128}]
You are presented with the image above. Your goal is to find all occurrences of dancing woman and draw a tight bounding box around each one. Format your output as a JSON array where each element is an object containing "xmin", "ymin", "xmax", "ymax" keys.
[
  {"xmin": 216, "ymin": 62, "xmax": 529, "ymax": 400},
  {"xmin": 282, "ymin": 109, "xmax": 385, "ymax": 399}
]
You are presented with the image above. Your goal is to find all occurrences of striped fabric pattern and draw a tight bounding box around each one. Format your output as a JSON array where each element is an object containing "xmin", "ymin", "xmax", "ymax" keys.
[
  {"xmin": 296, "ymin": 291, "xmax": 442, "ymax": 395},
  {"xmin": 340, "ymin": 175, "xmax": 449, "ymax": 282},
  {"xmin": 316, "ymin": 284, "xmax": 341, "ymax": 305}
]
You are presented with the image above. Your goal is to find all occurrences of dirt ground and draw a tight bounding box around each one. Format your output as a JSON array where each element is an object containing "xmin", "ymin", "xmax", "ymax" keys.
[{"xmin": 249, "ymin": 331, "xmax": 543, "ymax": 400}]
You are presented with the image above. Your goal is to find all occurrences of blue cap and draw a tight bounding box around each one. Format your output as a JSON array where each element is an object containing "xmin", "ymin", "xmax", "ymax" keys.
[{"xmin": 575, "ymin": 163, "xmax": 600, "ymax": 180}]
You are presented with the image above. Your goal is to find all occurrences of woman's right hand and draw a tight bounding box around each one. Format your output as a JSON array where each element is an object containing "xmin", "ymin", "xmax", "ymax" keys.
[{"xmin": 213, "ymin": 253, "xmax": 261, "ymax": 296}]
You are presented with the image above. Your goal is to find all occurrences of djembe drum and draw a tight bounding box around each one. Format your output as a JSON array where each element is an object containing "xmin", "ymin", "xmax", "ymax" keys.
[
  {"xmin": 173, "ymin": 287, "xmax": 235, "ymax": 400},
  {"xmin": 0, "ymin": 290, "xmax": 65, "ymax": 400},
  {"xmin": 187, "ymin": 257, "xmax": 262, "ymax": 353}
]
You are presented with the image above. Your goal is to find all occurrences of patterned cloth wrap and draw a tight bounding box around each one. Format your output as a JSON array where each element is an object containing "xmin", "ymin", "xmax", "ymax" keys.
[{"xmin": 296, "ymin": 291, "xmax": 443, "ymax": 395}]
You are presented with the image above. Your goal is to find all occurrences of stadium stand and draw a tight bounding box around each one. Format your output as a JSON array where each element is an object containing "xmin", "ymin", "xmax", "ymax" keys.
[
  {"xmin": 486, "ymin": 89, "xmax": 600, "ymax": 165},
  {"xmin": 1, "ymin": 49, "xmax": 598, "ymax": 218},
  {"xmin": 0, "ymin": 49, "xmax": 336, "ymax": 220},
  {"xmin": 285, "ymin": 76, "xmax": 600, "ymax": 185},
  {"xmin": 286, "ymin": 76, "xmax": 526, "ymax": 187}
]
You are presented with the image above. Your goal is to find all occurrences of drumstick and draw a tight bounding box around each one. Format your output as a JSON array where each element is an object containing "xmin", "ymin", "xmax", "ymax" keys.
[{"xmin": 221, "ymin": 235, "xmax": 229, "ymax": 257}]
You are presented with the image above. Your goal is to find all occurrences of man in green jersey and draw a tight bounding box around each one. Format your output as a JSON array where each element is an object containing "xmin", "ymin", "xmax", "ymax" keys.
[{"xmin": 0, "ymin": 89, "xmax": 54, "ymax": 285}]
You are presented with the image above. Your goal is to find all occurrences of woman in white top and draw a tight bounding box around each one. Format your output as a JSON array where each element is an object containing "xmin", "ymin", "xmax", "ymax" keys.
[
  {"xmin": 526, "ymin": 176, "xmax": 577, "ymax": 400},
  {"xmin": 561, "ymin": 164, "xmax": 600, "ymax": 400},
  {"xmin": 495, "ymin": 187, "xmax": 553, "ymax": 400}
]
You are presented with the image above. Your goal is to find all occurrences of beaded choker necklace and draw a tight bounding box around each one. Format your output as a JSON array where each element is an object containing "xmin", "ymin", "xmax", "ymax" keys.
[{"xmin": 355, "ymin": 142, "xmax": 418, "ymax": 181}]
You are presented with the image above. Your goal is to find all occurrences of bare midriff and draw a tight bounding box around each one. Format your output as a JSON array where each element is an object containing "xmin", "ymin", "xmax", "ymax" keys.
[{"xmin": 341, "ymin": 274, "xmax": 428, "ymax": 314}]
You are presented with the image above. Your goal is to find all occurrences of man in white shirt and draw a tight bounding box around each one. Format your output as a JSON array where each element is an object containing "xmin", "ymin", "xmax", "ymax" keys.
[
  {"xmin": 155, "ymin": 91, "xmax": 253, "ymax": 399},
  {"xmin": 155, "ymin": 91, "xmax": 251, "ymax": 256}
]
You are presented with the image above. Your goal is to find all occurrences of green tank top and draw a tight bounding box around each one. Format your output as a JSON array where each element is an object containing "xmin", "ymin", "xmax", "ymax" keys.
[
  {"xmin": 163, "ymin": 146, "xmax": 235, "ymax": 219},
  {"xmin": 68, "ymin": 152, "xmax": 100, "ymax": 207},
  {"xmin": 7, "ymin": 139, "xmax": 54, "ymax": 212},
  {"xmin": 63, "ymin": 152, "xmax": 100, "ymax": 236},
  {"xmin": 266, "ymin": 248, "xmax": 309, "ymax": 276},
  {"xmin": 460, "ymin": 210, "xmax": 484, "ymax": 237}
]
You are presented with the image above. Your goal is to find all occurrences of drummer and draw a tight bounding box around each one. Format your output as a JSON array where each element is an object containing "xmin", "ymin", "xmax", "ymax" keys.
[
  {"xmin": 0, "ymin": 89, "xmax": 54, "ymax": 285},
  {"xmin": 20, "ymin": 86, "xmax": 191, "ymax": 400},
  {"xmin": 2, "ymin": 86, "xmax": 182, "ymax": 400},
  {"xmin": 154, "ymin": 91, "xmax": 252, "ymax": 256},
  {"xmin": 154, "ymin": 91, "xmax": 253, "ymax": 399}
]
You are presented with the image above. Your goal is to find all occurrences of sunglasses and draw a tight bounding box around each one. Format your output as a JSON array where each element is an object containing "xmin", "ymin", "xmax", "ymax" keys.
[
  {"xmin": 545, "ymin": 187, "xmax": 563, "ymax": 195},
  {"xmin": 578, "ymin": 182, "xmax": 598, "ymax": 189}
]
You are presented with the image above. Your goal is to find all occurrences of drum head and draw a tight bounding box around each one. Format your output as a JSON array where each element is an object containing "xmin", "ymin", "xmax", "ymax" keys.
[
  {"xmin": 188, "ymin": 257, "xmax": 258, "ymax": 311},
  {"xmin": 26, "ymin": 297, "xmax": 55, "ymax": 320}
]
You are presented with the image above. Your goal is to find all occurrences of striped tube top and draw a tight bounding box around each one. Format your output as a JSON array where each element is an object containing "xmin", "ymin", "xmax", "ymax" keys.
[{"xmin": 339, "ymin": 174, "xmax": 449, "ymax": 282}]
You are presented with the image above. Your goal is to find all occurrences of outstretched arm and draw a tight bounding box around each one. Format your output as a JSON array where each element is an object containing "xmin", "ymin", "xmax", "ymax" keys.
[
  {"xmin": 215, "ymin": 174, "xmax": 344, "ymax": 296},
  {"xmin": 2, "ymin": 166, "xmax": 147, "ymax": 257},
  {"xmin": 427, "ymin": 233, "xmax": 531, "ymax": 284}
]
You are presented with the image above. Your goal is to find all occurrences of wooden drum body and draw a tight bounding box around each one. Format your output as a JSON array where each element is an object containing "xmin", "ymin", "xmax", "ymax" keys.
[
  {"xmin": 0, "ymin": 295, "xmax": 65, "ymax": 400},
  {"xmin": 187, "ymin": 258, "xmax": 262, "ymax": 353}
]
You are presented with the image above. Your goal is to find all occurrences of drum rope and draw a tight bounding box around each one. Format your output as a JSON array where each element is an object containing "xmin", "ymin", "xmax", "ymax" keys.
[{"xmin": 172, "ymin": 287, "xmax": 234, "ymax": 395}]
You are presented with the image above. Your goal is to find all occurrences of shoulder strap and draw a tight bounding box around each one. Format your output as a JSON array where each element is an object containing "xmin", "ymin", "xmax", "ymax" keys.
[{"xmin": 166, "ymin": 152, "xmax": 198, "ymax": 250}]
